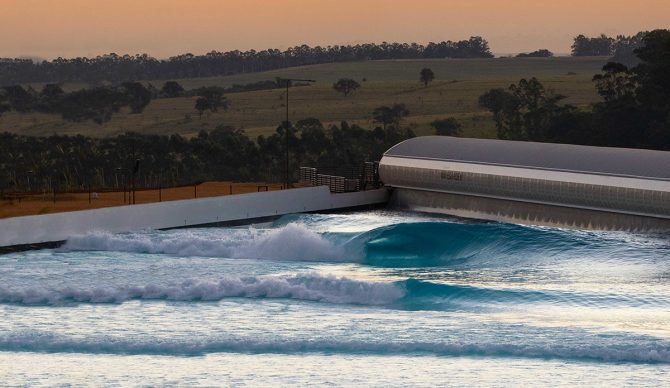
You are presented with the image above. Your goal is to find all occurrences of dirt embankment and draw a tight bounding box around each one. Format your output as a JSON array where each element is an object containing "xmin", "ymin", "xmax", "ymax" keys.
[{"xmin": 0, "ymin": 181, "xmax": 284, "ymax": 219}]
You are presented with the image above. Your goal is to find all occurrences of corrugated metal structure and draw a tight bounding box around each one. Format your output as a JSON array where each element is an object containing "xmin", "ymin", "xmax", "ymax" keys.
[
  {"xmin": 380, "ymin": 136, "xmax": 670, "ymax": 230},
  {"xmin": 299, "ymin": 163, "xmax": 380, "ymax": 193}
]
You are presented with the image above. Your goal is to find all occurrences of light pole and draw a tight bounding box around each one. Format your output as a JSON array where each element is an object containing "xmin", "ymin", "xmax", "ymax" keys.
[{"xmin": 279, "ymin": 78, "xmax": 316, "ymax": 189}]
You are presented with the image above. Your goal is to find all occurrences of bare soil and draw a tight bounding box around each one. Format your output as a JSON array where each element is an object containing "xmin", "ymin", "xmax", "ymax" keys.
[{"xmin": 0, "ymin": 181, "xmax": 284, "ymax": 219}]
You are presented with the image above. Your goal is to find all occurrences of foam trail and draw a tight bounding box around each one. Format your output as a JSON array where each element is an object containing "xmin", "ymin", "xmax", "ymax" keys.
[
  {"xmin": 63, "ymin": 223, "xmax": 346, "ymax": 262},
  {"xmin": 1, "ymin": 332, "xmax": 668, "ymax": 364},
  {"xmin": 1, "ymin": 276, "xmax": 664, "ymax": 309},
  {"xmin": 0, "ymin": 273, "xmax": 404, "ymax": 306}
]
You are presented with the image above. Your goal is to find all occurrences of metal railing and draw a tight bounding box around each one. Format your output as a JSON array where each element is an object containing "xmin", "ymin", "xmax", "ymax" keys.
[{"xmin": 299, "ymin": 162, "xmax": 381, "ymax": 193}]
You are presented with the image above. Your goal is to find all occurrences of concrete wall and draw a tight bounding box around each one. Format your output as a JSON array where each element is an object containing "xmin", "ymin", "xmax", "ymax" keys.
[
  {"xmin": 0, "ymin": 187, "xmax": 389, "ymax": 248},
  {"xmin": 391, "ymin": 188, "xmax": 670, "ymax": 231},
  {"xmin": 379, "ymin": 155, "xmax": 670, "ymax": 229}
]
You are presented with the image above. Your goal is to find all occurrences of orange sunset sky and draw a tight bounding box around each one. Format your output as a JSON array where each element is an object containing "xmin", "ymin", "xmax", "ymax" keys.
[{"xmin": 1, "ymin": 0, "xmax": 668, "ymax": 59}]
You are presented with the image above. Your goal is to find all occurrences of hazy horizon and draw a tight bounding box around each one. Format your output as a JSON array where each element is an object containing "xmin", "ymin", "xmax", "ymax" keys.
[{"xmin": 1, "ymin": 0, "xmax": 668, "ymax": 59}]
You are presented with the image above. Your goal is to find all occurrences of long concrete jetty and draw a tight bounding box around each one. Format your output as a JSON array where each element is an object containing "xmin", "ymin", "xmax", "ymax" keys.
[{"xmin": 0, "ymin": 186, "xmax": 389, "ymax": 252}]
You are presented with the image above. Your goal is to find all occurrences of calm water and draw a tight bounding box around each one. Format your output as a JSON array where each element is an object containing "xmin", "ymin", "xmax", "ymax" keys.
[{"xmin": 1, "ymin": 211, "xmax": 669, "ymax": 386}]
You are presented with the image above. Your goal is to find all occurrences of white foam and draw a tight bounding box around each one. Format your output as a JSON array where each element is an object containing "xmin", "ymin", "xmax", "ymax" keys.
[
  {"xmin": 62, "ymin": 223, "xmax": 348, "ymax": 262},
  {"xmin": 0, "ymin": 273, "xmax": 405, "ymax": 306}
]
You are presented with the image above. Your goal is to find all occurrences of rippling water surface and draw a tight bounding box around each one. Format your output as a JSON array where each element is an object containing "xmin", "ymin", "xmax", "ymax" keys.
[{"xmin": 2, "ymin": 211, "xmax": 669, "ymax": 386}]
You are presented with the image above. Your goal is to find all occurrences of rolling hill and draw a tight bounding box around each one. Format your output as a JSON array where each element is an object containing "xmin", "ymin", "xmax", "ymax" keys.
[{"xmin": 1, "ymin": 57, "xmax": 607, "ymax": 139}]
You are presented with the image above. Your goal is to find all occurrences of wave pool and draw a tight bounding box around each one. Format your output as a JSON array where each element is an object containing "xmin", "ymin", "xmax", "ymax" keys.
[{"xmin": 1, "ymin": 211, "xmax": 669, "ymax": 385}]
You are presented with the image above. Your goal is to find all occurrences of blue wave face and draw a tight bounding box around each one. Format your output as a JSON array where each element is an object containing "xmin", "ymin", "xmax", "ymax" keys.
[
  {"xmin": 358, "ymin": 221, "xmax": 547, "ymax": 266},
  {"xmin": 342, "ymin": 221, "xmax": 619, "ymax": 268}
]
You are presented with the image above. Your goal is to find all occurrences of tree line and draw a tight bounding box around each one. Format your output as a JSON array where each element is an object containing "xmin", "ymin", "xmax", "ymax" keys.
[
  {"xmin": 0, "ymin": 79, "xmax": 290, "ymax": 124},
  {"xmin": 0, "ymin": 37, "xmax": 494, "ymax": 85},
  {"xmin": 480, "ymin": 29, "xmax": 670, "ymax": 150},
  {"xmin": 572, "ymin": 32, "xmax": 647, "ymax": 66},
  {"xmin": 0, "ymin": 110, "xmax": 416, "ymax": 192},
  {"xmin": 0, "ymin": 82, "xmax": 153, "ymax": 124}
]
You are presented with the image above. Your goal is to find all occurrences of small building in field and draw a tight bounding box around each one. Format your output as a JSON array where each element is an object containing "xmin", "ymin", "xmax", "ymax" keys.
[{"xmin": 379, "ymin": 136, "xmax": 670, "ymax": 230}]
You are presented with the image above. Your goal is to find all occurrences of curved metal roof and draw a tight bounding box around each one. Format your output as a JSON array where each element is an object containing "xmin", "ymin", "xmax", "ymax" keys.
[{"xmin": 383, "ymin": 136, "xmax": 670, "ymax": 180}]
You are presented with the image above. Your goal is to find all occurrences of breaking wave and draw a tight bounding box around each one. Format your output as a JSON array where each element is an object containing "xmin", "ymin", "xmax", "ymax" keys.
[
  {"xmin": 1, "ymin": 274, "xmax": 665, "ymax": 309},
  {"xmin": 63, "ymin": 223, "xmax": 345, "ymax": 262},
  {"xmin": 0, "ymin": 273, "xmax": 404, "ymax": 306},
  {"xmin": 61, "ymin": 219, "xmax": 660, "ymax": 268}
]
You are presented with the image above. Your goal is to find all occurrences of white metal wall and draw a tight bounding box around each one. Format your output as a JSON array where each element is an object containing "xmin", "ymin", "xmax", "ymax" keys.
[{"xmin": 380, "ymin": 156, "xmax": 670, "ymax": 220}]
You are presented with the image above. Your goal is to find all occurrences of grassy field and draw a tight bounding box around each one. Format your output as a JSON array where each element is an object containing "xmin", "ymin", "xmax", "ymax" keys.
[{"xmin": 1, "ymin": 57, "xmax": 607, "ymax": 139}]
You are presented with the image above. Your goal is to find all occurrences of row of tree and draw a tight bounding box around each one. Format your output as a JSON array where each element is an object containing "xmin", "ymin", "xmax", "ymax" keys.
[
  {"xmin": 481, "ymin": 30, "xmax": 670, "ymax": 150},
  {"xmin": 0, "ymin": 81, "xmax": 262, "ymax": 123},
  {"xmin": 0, "ymin": 38, "xmax": 494, "ymax": 85},
  {"xmin": 572, "ymin": 32, "xmax": 647, "ymax": 66},
  {"xmin": 0, "ymin": 83, "xmax": 153, "ymax": 124},
  {"xmin": 0, "ymin": 114, "xmax": 416, "ymax": 192},
  {"xmin": 516, "ymin": 49, "xmax": 553, "ymax": 58}
]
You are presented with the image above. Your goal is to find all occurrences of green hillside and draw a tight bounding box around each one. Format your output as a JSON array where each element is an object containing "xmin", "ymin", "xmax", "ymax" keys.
[{"xmin": 1, "ymin": 57, "xmax": 607, "ymax": 139}]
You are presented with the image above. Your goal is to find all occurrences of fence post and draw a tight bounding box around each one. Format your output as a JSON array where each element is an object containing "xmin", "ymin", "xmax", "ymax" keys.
[
  {"xmin": 194, "ymin": 184, "xmax": 197, "ymax": 198},
  {"xmin": 88, "ymin": 185, "xmax": 91, "ymax": 204},
  {"xmin": 53, "ymin": 187, "xmax": 56, "ymax": 204},
  {"xmin": 159, "ymin": 185, "xmax": 162, "ymax": 202}
]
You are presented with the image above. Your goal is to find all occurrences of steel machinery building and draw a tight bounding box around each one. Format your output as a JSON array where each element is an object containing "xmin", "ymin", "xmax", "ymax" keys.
[{"xmin": 379, "ymin": 136, "xmax": 670, "ymax": 230}]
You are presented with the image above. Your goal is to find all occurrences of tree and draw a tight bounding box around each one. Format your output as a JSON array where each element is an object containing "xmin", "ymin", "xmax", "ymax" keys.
[
  {"xmin": 479, "ymin": 88, "xmax": 523, "ymax": 140},
  {"xmin": 59, "ymin": 87, "xmax": 127, "ymax": 124},
  {"xmin": 36, "ymin": 84, "xmax": 64, "ymax": 113},
  {"xmin": 122, "ymin": 82, "xmax": 152, "ymax": 114},
  {"xmin": 516, "ymin": 49, "xmax": 553, "ymax": 58},
  {"xmin": 611, "ymin": 32, "xmax": 647, "ymax": 67},
  {"xmin": 571, "ymin": 34, "xmax": 615, "ymax": 56},
  {"xmin": 295, "ymin": 118, "xmax": 329, "ymax": 165},
  {"xmin": 634, "ymin": 29, "xmax": 670, "ymax": 114},
  {"xmin": 333, "ymin": 78, "xmax": 361, "ymax": 96},
  {"xmin": 41, "ymin": 84, "xmax": 64, "ymax": 99},
  {"xmin": 431, "ymin": 118, "xmax": 462, "ymax": 136},
  {"xmin": 479, "ymin": 78, "xmax": 573, "ymax": 141},
  {"xmin": 194, "ymin": 87, "xmax": 229, "ymax": 118},
  {"xmin": 161, "ymin": 81, "xmax": 185, "ymax": 98},
  {"xmin": 589, "ymin": 29, "xmax": 670, "ymax": 149},
  {"xmin": 420, "ymin": 68, "xmax": 435, "ymax": 87},
  {"xmin": 592, "ymin": 62, "xmax": 637, "ymax": 103},
  {"xmin": 295, "ymin": 117, "xmax": 324, "ymax": 132},
  {"xmin": 372, "ymin": 103, "xmax": 409, "ymax": 130},
  {"xmin": 0, "ymin": 94, "xmax": 10, "ymax": 117},
  {"xmin": 195, "ymin": 98, "xmax": 209, "ymax": 118},
  {"xmin": 2, "ymin": 85, "xmax": 35, "ymax": 113}
]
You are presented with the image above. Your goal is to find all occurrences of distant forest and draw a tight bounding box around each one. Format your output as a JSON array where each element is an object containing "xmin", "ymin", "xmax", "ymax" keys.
[
  {"xmin": 0, "ymin": 37, "xmax": 493, "ymax": 85},
  {"xmin": 0, "ymin": 119, "xmax": 415, "ymax": 192},
  {"xmin": 571, "ymin": 32, "xmax": 648, "ymax": 66}
]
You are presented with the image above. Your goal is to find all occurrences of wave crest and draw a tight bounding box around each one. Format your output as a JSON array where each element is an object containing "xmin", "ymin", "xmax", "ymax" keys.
[
  {"xmin": 63, "ymin": 223, "xmax": 345, "ymax": 262},
  {"xmin": 0, "ymin": 273, "xmax": 404, "ymax": 306},
  {"xmin": 61, "ymin": 219, "xmax": 662, "ymax": 268}
]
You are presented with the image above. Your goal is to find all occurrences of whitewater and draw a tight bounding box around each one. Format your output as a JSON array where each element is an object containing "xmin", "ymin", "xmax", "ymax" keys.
[{"xmin": 1, "ymin": 210, "xmax": 669, "ymax": 386}]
